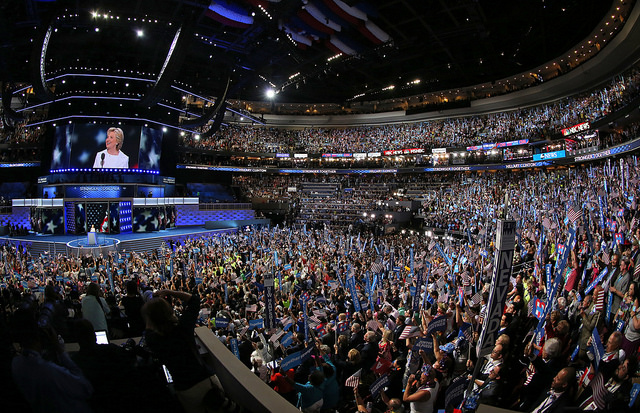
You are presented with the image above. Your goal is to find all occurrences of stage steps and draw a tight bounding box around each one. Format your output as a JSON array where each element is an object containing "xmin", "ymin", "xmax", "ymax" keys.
[
  {"xmin": 118, "ymin": 237, "xmax": 164, "ymax": 254},
  {"xmin": 28, "ymin": 241, "xmax": 67, "ymax": 257}
]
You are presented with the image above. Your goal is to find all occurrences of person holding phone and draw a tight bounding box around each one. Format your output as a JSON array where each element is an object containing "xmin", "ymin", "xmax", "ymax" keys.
[{"xmin": 93, "ymin": 127, "xmax": 129, "ymax": 169}]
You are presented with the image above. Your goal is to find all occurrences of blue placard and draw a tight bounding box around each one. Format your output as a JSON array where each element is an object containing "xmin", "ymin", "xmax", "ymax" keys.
[
  {"xmin": 215, "ymin": 318, "xmax": 229, "ymax": 329},
  {"xmin": 630, "ymin": 383, "xmax": 640, "ymax": 408},
  {"xmin": 280, "ymin": 331, "xmax": 293, "ymax": 348},
  {"xmin": 369, "ymin": 374, "xmax": 390, "ymax": 399},
  {"xmin": 412, "ymin": 337, "xmax": 434, "ymax": 353},
  {"xmin": 249, "ymin": 318, "xmax": 264, "ymax": 330},
  {"xmin": 426, "ymin": 315, "xmax": 448, "ymax": 335}
]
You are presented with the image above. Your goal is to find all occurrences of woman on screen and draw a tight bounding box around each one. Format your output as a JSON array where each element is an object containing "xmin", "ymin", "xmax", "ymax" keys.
[{"xmin": 93, "ymin": 127, "xmax": 129, "ymax": 169}]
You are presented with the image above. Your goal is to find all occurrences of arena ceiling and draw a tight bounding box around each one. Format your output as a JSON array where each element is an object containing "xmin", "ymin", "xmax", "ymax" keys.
[{"xmin": 0, "ymin": 0, "xmax": 624, "ymax": 106}]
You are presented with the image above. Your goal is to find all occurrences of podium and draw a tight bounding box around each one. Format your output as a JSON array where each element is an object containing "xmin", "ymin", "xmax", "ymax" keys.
[{"xmin": 87, "ymin": 231, "xmax": 97, "ymax": 246}]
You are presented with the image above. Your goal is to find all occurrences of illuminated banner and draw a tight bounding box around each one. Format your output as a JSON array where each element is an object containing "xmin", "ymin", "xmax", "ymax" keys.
[
  {"xmin": 496, "ymin": 139, "xmax": 529, "ymax": 148},
  {"xmin": 383, "ymin": 148, "xmax": 425, "ymax": 156},
  {"xmin": 322, "ymin": 153, "xmax": 353, "ymax": 158},
  {"xmin": 466, "ymin": 143, "xmax": 497, "ymax": 151},
  {"xmin": 561, "ymin": 121, "xmax": 590, "ymax": 136},
  {"xmin": 432, "ymin": 148, "xmax": 447, "ymax": 154},
  {"xmin": 293, "ymin": 153, "xmax": 308, "ymax": 158},
  {"xmin": 368, "ymin": 152, "xmax": 381, "ymax": 158},
  {"xmin": 65, "ymin": 185, "xmax": 135, "ymax": 198},
  {"xmin": 275, "ymin": 153, "xmax": 290, "ymax": 158},
  {"xmin": 533, "ymin": 150, "xmax": 566, "ymax": 161},
  {"xmin": 353, "ymin": 153, "xmax": 367, "ymax": 159}
]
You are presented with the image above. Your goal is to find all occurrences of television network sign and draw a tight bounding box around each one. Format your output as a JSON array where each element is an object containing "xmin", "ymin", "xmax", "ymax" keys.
[
  {"xmin": 561, "ymin": 121, "xmax": 590, "ymax": 137},
  {"xmin": 533, "ymin": 150, "xmax": 566, "ymax": 161}
]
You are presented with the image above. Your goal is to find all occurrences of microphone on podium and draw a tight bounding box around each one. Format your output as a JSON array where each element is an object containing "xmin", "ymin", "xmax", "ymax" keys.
[{"xmin": 101, "ymin": 153, "xmax": 105, "ymax": 168}]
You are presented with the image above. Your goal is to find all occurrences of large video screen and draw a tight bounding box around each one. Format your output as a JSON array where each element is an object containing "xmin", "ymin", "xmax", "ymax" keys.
[{"xmin": 51, "ymin": 123, "xmax": 163, "ymax": 170}]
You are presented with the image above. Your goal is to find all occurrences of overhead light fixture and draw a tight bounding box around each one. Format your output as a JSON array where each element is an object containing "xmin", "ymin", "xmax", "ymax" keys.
[{"xmin": 266, "ymin": 89, "xmax": 276, "ymax": 99}]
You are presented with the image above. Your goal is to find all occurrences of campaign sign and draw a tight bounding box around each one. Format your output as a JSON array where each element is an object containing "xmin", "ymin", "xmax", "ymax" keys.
[
  {"xmin": 426, "ymin": 315, "xmax": 447, "ymax": 336},
  {"xmin": 413, "ymin": 337, "xmax": 434, "ymax": 353},
  {"xmin": 264, "ymin": 273, "xmax": 277, "ymax": 329},
  {"xmin": 280, "ymin": 344, "xmax": 314, "ymax": 371},
  {"xmin": 229, "ymin": 338, "xmax": 240, "ymax": 359},
  {"xmin": 445, "ymin": 376, "xmax": 469, "ymax": 409},
  {"xmin": 280, "ymin": 331, "xmax": 293, "ymax": 348},
  {"xmin": 249, "ymin": 318, "xmax": 264, "ymax": 330},
  {"xmin": 369, "ymin": 374, "xmax": 390, "ymax": 399}
]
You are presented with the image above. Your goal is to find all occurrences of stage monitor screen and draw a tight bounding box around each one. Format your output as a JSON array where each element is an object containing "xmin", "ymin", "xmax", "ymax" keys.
[{"xmin": 51, "ymin": 123, "xmax": 163, "ymax": 171}]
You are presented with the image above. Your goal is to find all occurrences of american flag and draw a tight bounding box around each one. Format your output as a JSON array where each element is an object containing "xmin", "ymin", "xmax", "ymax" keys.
[
  {"xmin": 345, "ymin": 369, "xmax": 362, "ymax": 388},
  {"xmin": 398, "ymin": 325, "xmax": 421, "ymax": 339},
  {"xmin": 634, "ymin": 259, "xmax": 640, "ymax": 279},
  {"xmin": 542, "ymin": 217, "xmax": 552, "ymax": 229},
  {"xmin": 527, "ymin": 298, "xmax": 535, "ymax": 316},
  {"xmin": 308, "ymin": 316, "xmax": 321, "ymax": 328},
  {"xmin": 470, "ymin": 292, "xmax": 483, "ymax": 307},
  {"xmin": 568, "ymin": 206, "xmax": 583, "ymax": 224},
  {"xmin": 593, "ymin": 289, "xmax": 605, "ymax": 312},
  {"xmin": 370, "ymin": 258, "xmax": 384, "ymax": 275},
  {"xmin": 462, "ymin": 272, "xmax": 471, "ymax": 286}
]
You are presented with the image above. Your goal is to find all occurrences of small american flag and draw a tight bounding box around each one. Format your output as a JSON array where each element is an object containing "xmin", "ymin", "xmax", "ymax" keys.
[
  {"xmin": 593, "ymin": 289, "xmax": 605, "ymax": 312},
  {"xmin": 370, "ymin": 258, "xmax": 384, "ymax": 275},
  {"xmin": 470, "ymin": 292, "xmax": 483, "ymax": 307},
  {"xmin": 398, "ymin": 325, "xmax": 421, "ymax": 339},
  {"xmin": 634, "ymin": 259, "xmax": 640, "ymax": 279},
  {"xmin": 602, "ymin": 250, "xmax": 610, "ymax": 265},
  {"xmin": 308, "ymin": 316, "xmax": 321, "ymax": 328},
  {"xmin": 345, "ymin": 368, "xmax": 362, "ymax": 387},
  {"xmin": 542, "ymin": 217, "xmax": 552, "ymax": 229},
  {"xmin": 462, "ymin": 272, "xmax": 471, "ymax": 286},
  {"xmin": 568, "ymin": 206, "xmax": 583, "ymax": 224}
]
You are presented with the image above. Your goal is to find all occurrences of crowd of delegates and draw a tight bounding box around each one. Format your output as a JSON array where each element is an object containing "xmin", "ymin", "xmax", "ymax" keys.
[
  {"xmin": 179, "ymin": 65, "xmax": 640, "ymax": 154},
  {"xmin": 2, "ymin": 158, "xmax": 640, "ymax": 412},
  {"xmin": 0, "ymin": 109, "xmax": 47, "ymax": 145}
]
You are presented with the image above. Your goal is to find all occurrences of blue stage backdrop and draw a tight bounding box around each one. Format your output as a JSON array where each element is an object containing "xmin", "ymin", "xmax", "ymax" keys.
[{"xmin": 133, "ymin": 207, "xmax": 160, "ymax": 232}]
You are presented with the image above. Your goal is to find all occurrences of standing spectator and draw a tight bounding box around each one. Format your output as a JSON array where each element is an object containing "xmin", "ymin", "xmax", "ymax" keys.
[{"xmin": 81, "ymin": 282, "xmax": 110, "ymax": 334}]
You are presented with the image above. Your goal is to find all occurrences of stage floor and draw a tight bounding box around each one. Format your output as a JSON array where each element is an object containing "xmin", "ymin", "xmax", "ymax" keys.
[{"xmin": 0, "ymin": 226, "xmax": 235, "ymax": 247}]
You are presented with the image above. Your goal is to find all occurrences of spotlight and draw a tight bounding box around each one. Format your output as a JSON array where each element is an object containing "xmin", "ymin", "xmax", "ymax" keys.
[
  {"xmin": 266, "ymin": 89, "xmax": 276, "ymax": 99},
  {"xmin": 136, "ymin": 29, "xmax": 144, "ymax": 37}
]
